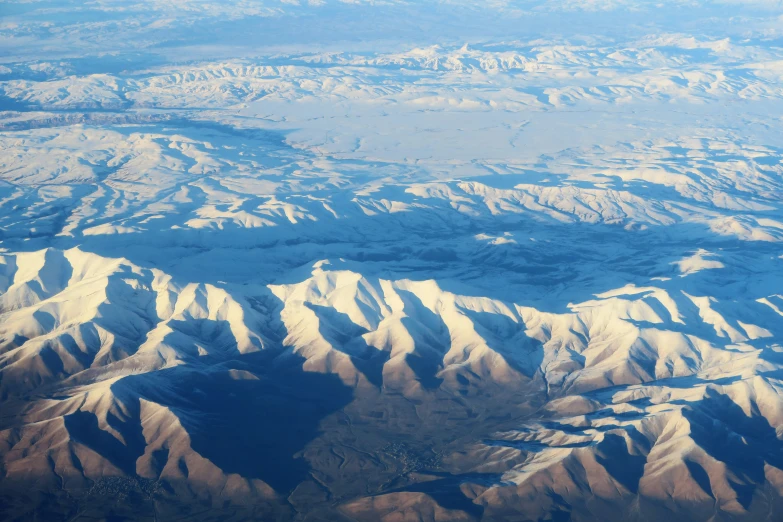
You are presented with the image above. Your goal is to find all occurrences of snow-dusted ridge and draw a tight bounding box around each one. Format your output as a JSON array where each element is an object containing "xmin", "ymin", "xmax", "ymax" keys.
[{"xmin": 2, "ymin": 1, "xmax": 783, "ymax": 521}]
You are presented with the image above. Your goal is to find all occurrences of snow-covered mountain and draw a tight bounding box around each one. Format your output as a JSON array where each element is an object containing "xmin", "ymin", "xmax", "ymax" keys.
[{"xmin": 2, "ymin": 1, "xmax": 783, "ymax": 521}]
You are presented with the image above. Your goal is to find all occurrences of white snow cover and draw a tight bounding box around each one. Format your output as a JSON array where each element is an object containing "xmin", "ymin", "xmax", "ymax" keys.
[{"xmin": 2, "ymin": 1, "xmax": 783, "ymax": 521}]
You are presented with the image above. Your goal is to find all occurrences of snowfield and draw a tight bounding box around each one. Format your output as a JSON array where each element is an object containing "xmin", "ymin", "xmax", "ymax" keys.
[{"xmin": 2, "ymin": 1, "xmax": 783, "ymax": 521}]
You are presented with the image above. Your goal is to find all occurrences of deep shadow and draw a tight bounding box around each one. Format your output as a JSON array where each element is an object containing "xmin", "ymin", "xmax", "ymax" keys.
[
  {"xmin": 164, "ymin": 318, "xmax": 242, "ymax": 357},
  {"xmin": 115, "ymin": 349, "xmax": 353, "ymax": 494},
  {"xmin": 64, "ymin": 410, "xmax": 145, "ymax": 475},
  {"xmin": 595, "ymin": 433, "xmax": 647, "ymax": 494},
  {"xmin": 32, "ymin": 310, "xmax": 56, "ymax": 332},
  {"xmin": 484, "ymin": 438, "xmax": 593, "ymax": 451},
  {"xmin": 395, "ymin": 288, "xmax": 452, "ymax": 389},
  {"xmin": 383, "ymin": 472, "xmax": 501, "ymax": 519},
  {"xmin": 681, "ymin": 389, "xmax": 783, "ymax": 509},
  {"xmin": 305, "ymin": 302, "xmax": 389, "ymax": 387},
  {"xmin": 685, "ymin": 460, "xmax": 714, "ymax": 499},
  {"xmin": 458, "ymin": 307, "xmax": 545, "ymax": 379}
]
